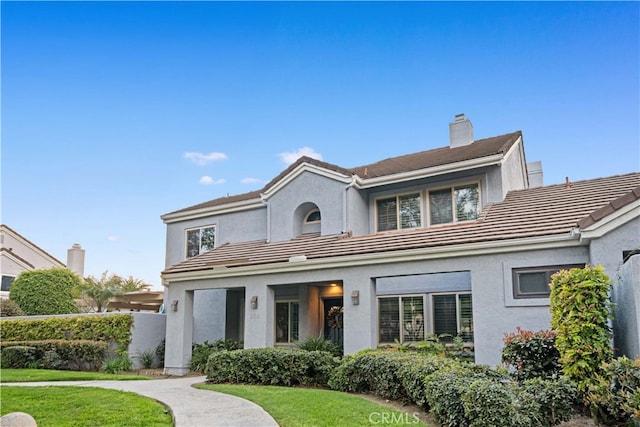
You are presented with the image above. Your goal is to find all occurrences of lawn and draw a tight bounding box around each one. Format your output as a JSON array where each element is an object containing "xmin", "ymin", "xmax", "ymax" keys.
[
  {"xmin": 197, "ymin": 383, "xmax": 431, "ymax": 426},
  {"xmin": 1, "ymin": 368, "xmax": 151, "ymax": 382},
  {"xmin": 0, "ymin": 386, "xmax": 172, "ymax": 427}
]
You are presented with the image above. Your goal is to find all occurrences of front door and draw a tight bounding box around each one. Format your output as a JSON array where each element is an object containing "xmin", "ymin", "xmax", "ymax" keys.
[{"xmin": 323, "ymin": 297, "xmax": 343, "ymax": 345}]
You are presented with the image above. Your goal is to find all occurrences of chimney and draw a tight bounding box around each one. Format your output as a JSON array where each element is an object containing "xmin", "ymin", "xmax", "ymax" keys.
[
  {"xmin": 67, "ymin": 243, "xmax": 85, "ymax": 278},
  {"xmin": 449, "ymin": 113, "xmax": 474, "ymax": 148},
  {"xmin": 527, "ymin": 161, "xmax": 544, "ymax": 188}
]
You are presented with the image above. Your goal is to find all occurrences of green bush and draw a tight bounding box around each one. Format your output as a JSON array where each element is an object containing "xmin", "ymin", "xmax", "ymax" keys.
[
  {"xmin": 0, "ymin": 346, "xmax": 38, "ymax": 369},
  {"xmin": 0, "ymin": 339, "xmax": 108, "ymax": 371},
  {"xmin": 0, "ymin": 299, "xmax": 25, "ymax": 317},
  {"xmin": 398, "ymin": 355, "xmax": 461, "ymax": 409},
  {"xmin": 1, "ymin": 314, "xmax": 133, "ymax": 349},
  {"xmin": 424, "ymin": 364, "xmax": 508, "ymax": 427},
  {"xmin": 101, "ymin": 355, "xmax": 133, "ymax": 374},
  {"xmin": 135, "ymin": 350, "xmax": 155, "ymax": 369},
  {"xmin": 297, "ymin": 336, "xmax": 342, "ymax": 357},
  {"xmin": 205, "ymin": 347, "xmax": 338, "ymax": 387},
  {"xmin": 191, "ymin": 339, "xmax": 244, "ymax": 373},
  {"xmin": 461, "ymin": 378, "xmax": 515, "ymax": 427},
  {"xmin": 9, "ymin": 268, "xmax": 81, "ymax": 315},
  {"xmin": 550, "ymin": 265, "xmax": 613, "ymax": 393},
  {"xmin": 155, "ymin": 339, "xmax": 165, "ymax": 365},
  {"xmin": 41, "ymin": 349, "xmax": 66, "ymax": 370},
  {"xmin": 515, "ymin": 377, "xmax": 576, "ymax": 426},
  {"xmin": 586, "ymin": 356, "xmax": 640, "ymax": 425},
  {"xmin": 502, "ymin": 328, "xmax": 560, "ymax": 381}
]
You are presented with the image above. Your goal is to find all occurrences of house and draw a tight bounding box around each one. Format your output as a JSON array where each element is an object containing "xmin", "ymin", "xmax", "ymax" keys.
[
  {"xmin": 160, "ymin": 114, "xmax": 640, "ymax": 375},
  {"xmin": 0, "ymin": 225, "xmax": 85, "ymax": 299}
]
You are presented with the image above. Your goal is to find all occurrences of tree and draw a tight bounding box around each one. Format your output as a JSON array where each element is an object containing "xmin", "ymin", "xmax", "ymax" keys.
[
  {"xmin": 79, "ymin": 271, "xmax": 151, "ymax": 313},
  {"xmin": 9, "ymin": 268, "xmax": 81, "ymax": 315}
]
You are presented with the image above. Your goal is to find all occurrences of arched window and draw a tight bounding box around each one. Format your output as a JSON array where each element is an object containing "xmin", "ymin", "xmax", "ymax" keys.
[{"xmin": 304, "ymin": 209, "xmax": 321, "ymax": 224}]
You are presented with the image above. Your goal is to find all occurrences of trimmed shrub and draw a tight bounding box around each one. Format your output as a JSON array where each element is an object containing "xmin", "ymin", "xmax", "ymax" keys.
[
  {"xmin": 9, "ymin": 268, "xmax": 81, "ymax": 315},
  {"xmin": 398, "ymin": 355, "xmax": 461, "ymax": 409},
  {"xmin": 1, "ymin": 314, "xmax": 133, "ymax": 350},
  {"xmin": 205, "ymin": 347, "xmax": 338, "ymax": 387},
  {"xmin": 502, "ymin": 328, "xmax": 560, "ymax": 381},
  {"xmin": 0, "ymin": 299, "xmax": 25, "ymax": 317},
  {"xmin": 586, "ymin": 356, "xmax": 640, "ymax": 425},
  {"xmin": 550, "ymin": 265, "xmax": 613, "ymax": 392},
  {"xmin": 515, "ymin": 377, "xmax": 576, "ymax": 426},
  {"xmin": 0, "ymin": 346, "xmax": 38, "ymax": 369},
  {"xmin": 191, "ymin": 339, "xmax": 243, "ymax": 373},
  {"xmin": 135, "ymin": 350, "xmax": 155, "ymax": 369},
  {"xmin": 424, "ymin": 364, "xmax": 508, "ymax": 427},
  {"xmin": 461, "ymin": 378, "xmax": 515, "ymax": 427},
  {"xmin": 0, "ymin": 339, "xmax": 107, "ymax": 371}
]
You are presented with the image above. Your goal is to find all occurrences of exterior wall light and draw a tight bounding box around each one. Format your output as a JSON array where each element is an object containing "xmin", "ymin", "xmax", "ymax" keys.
[
  {"xmin": 171, "ymin": 300, "xmax": 179, "ymax": 312},
  {"xmin": 250, "ymin": 296, "xmax": 258, "ymax": 309},
  {"xmin": 351, "ymin": 290, "xmax": 360, "ymax": 306}
]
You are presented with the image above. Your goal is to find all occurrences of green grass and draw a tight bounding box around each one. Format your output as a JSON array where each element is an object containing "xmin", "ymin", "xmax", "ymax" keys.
[
  {"xmin": 1, "ymin": 369, "xmax": 152, "ymax": 382},
  {"xmin": 197, "ymin": 384, "xmax": 429, "ymax": 426},
  {"xmin": 1, "ymin": 386, "xmax": 172, "ymax": 426}
]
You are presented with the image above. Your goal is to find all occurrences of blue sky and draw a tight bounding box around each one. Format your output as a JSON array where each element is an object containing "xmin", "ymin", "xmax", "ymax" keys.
[{"xmin": 2, "ymin": 2, "xmax": 638, "ymax": 289}]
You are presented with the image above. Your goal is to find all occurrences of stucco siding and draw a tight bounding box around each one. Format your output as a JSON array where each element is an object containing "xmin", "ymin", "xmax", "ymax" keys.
[
  {"xmin": 268, "ymin": 171, "xmax": 347, "ymax": 242},
  {"xmin": 500, "ymin": 140, "xmax": 527, "ymax": 196}
]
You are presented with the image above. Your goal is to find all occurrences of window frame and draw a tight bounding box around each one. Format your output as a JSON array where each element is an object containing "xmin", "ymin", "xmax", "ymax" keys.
[
  {"xmin": 184, "ymin": 224, "xmax": 216, "ymax": 258},
  {"xmin": 275, "ymin": 300, "xmax": 299, "ymax": 344},
  {"xmin": 512, "ymin": 264, "xmax": 585, "ymax": 299},
  {"xmin": 377, "ymin": 292, "xmax": 473, "ymax": 345},
  {"xmin": 427, "ymin": 181, "xmax": 481, "ymax": 226},
  {"xmin": 1, "ymin": 275, "xmax": 16, "ymax": 292},
  {"xmin": 430, "ymin": 292, "xmax": 473, "ymax": 343},
  {"xmin": 304, "ymin": 209, "xmax": 321, "ymax": 224},
  {"xmin": 374, "ymin": 191, "xmax": 422, "ymax": 233}
]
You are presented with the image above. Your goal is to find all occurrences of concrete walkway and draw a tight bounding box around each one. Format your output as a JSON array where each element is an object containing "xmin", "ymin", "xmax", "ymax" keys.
[{"xmin": 2, "ymin": 376, "xmax": 278, "ymax": 427}]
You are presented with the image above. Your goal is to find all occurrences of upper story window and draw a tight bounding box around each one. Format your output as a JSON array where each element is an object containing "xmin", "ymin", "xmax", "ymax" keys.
[
  {"xmin": 304, "ymin": 209, "xmax": 321, "ymax": 224},
  {"xmin": 186, "ymin": 225, "xmax": 216, "ymax": 258},
  {"xmin": 1, "ymin": 275, "xmax": 15, "ymax": 292},
  {"xmin": 376, "ymin": 193, "xmax": 421, "ymax": 232},
  {"xmin": 512, "ymin": 264, "xmax": 584, "ymax": 299},
  {"xmin": 428, "ymin": 183, "xmax": 479, "ymax": 226}
]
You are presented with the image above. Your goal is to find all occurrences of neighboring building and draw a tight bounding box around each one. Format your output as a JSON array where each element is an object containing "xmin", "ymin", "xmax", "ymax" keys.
[
  {"xmin": 160, "ymin": 114, "xmax": 640, "ymax": 375},
  {"xmin": 0, "ymin": 225, "xmax": 85, "ymax": 298}
]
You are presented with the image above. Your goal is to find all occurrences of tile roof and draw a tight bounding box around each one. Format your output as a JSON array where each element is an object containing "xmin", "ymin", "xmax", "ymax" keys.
[
  {"xmin": 164, "ymin": 131, "xmax": 522, "ymax": 216},
  {"xmin": 163, "ymin": 172, "xmax": 640, "ymax": 276}
]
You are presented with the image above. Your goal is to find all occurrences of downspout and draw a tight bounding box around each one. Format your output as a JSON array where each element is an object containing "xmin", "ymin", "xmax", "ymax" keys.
[{"xmin": 261, "ymin": 194, "xmax": 270, "ymax": 243}]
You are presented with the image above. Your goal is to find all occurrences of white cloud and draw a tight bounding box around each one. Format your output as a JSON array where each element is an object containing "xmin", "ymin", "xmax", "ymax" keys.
[
  {"xmin": 279, "ymin": 147, "xmax": 323, "ymax": 166},
  {"xmin": 241, "ymin": 177, "xmax": 262, "ymax": 185},
  {"xmin": 200, "ymin": 176, "xmax": 226, "ymax": 185},
  {"xmin": 184, "ymin": 151, "xmax": 228, "ymax": 165},
  {"xmin": 107, "ymin": 235, "xmax": 121, "ymax": 242}
]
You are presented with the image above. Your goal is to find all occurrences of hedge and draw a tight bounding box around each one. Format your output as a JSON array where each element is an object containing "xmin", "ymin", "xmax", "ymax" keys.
[
  {"xmin": 205, "ymin": 347, "xmax": 339, "ymax": 387},
  {"xmin": 0, "ymin": 314, "xmax": 133, "ymax": 349},
  {"xmin": 0, "ymin": 339, "xmax": 108, "ymax": 371}
]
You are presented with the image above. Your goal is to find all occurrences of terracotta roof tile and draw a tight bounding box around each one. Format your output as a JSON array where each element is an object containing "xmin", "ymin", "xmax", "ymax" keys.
[{"xmin": 163, "ymin": 172, "xmax": 640, "ymax": 276}]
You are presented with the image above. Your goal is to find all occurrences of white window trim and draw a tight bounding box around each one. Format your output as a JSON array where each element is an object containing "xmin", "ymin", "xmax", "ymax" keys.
[
  {"xmin": 304, "ymin": 209, "xmax": 321, "ymax": 224},
  {"xmin": 374, "ymin": 191, "xmax": 423, "ymax": 233},
  {"xmin": 275, "ymin": 300, "xmax": 299, "ymax": 344},
  {"xmin": 427, "ymin": 181, "xmax": 481, "ymax": 227},
  {"xmin": 184, "ymin": 224, "xmax": 216, "ymax": 259}
]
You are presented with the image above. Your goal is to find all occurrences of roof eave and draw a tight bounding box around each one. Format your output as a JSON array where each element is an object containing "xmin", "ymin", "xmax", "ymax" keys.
[
  {"xmin": 353, "ymin": 153, "xmax": 505, "ymax": 189},
  {"xmin": 162, "ymin": 232, "xmax": 580, "ymax": 283},
  {"xmin": 261, "ymin": 162, "xmax": 352, "ymax": 201},
  {"xmin": 161, "ymin": 198, "xmax": 265, "ymax": 224},
  {"xmin": 578, "ymin": 199, "xmax": 640, "ymax": 243}
]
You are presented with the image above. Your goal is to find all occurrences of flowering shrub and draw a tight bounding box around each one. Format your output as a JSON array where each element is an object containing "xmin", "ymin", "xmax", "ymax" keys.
[{"xmin": 502, "ymin": 327, "xmax": 560, "ymax": 381}]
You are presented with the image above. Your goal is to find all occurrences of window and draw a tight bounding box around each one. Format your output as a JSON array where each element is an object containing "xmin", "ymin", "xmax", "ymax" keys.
[
  {"xmin": 186, "ymin": 226, "xmax": 216, "ymax": 258},
  {"xmin": 376, "ymin": 193, "xmax": 421, "ymax": 232},
  {"xmin": 432, "ymin": 293, "xmax": 473, "ymax": 342},
  {"xmin": 428, "ymin": 183, "xmax": 479, "ymax": 225},
  {"xmin": 512, "ymin": 264, "xmax": 584, "ymax": 299},
  {"xmin": 1, "ymin": 275, "xmax": 15, "ymax": 292},
  {"xmin": 275, "ymin": 301, "xmax": 299, "ymax": 343},
  {"xmin": 304, "ymin": 209, "xmax": 321, "ymax": 224},
  {"xmin": 378, "ymin": 293, "xmax": 473, "ymax": 344}
]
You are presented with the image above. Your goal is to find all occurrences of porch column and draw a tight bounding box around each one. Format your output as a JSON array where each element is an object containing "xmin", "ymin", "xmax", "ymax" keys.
[
  {"xmin": 244, "ymin": 285, "xmax": 275, "ymax": 348},
  {"xmin": 343, "ymin": 277, "xmax": 377, "ymax": 354},
  {"xmin": 164, "ymin": 287, "xmax": 194, "ymax": 376}
]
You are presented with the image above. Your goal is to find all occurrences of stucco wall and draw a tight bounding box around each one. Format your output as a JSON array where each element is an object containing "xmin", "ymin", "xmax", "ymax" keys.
[
  {"xmin": 500, "ymin": 140, "xmax": 528, "ymax": 196},
  {"xmin": 268, "ymin": 171, "xmax": 347, "ymax": 242},
  {"xmin": 614, "ymin": 255, "xmax": 640, "ymax": 358}
]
